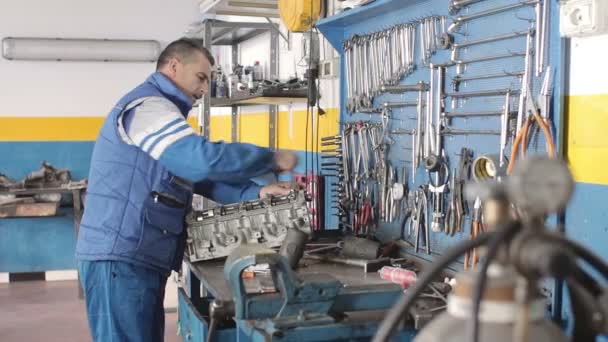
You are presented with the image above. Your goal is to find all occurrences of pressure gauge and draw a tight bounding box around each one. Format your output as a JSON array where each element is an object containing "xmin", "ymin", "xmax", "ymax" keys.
[{"xmin": 507, "ymin": 157, "xmax": 574, "ymax": 217}]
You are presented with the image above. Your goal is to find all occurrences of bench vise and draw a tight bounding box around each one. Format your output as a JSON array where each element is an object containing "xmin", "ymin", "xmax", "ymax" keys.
[{"xmin": 224, "ymin": 245, "xmax": 343, "ymax": 330}]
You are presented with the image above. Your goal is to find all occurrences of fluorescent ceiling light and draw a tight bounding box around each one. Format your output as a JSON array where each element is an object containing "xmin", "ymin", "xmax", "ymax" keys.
[{"xmin": 2, "ymin": 37, "xmax": 161, "ymax": 62}]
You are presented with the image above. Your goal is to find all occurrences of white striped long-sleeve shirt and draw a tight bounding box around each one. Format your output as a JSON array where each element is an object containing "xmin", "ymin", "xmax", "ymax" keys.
[{"xmin": 118, "ymin": 96, "xmax": 276, "ymax": 203}]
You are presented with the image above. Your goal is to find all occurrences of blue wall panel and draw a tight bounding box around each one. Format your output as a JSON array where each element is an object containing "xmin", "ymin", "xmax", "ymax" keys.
[
  {"xmin": 0, "ymin": 209, "xmax": 77, "ymax": 272},
  {"xmin": 0, "ymin": 142, "xmax": 94, "ymax": 180},
  {"xmin": 0, "ymin": 142, "xmax": 93, "ymax": 272}
]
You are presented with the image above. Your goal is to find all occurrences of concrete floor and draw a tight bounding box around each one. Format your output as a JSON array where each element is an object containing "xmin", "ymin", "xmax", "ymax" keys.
[{"xmin": 0, "ymin": 280, "xmax": 181, "ymax": 342}]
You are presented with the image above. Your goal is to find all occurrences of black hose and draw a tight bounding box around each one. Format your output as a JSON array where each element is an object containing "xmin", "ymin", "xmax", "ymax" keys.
[
  {"xmin": 570, "ymin": 264, "xmax": 602, "ymax": 296},
  {"xmin": 565, "ymin": 277, "xmax": 598, "ymax": 342},
  {"xmin": 558, "ymin": 238, "xmax": 608, "ymax": 280},
  {"xmin": 206, "ymin": 318, "xmax": 217, "ymax": 342},
  {"xmin": 372, "ymin": 230, "xmax": 497, "ymax": 342},
  {"xmin": 470, "ymin": 221, "xmax": 521, "ymax": 342}
]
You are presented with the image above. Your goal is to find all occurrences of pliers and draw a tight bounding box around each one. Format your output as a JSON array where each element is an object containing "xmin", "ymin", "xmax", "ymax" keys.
[{"xmin": 445, "ymin": 170, "xmax": 462, "ymax": 236}]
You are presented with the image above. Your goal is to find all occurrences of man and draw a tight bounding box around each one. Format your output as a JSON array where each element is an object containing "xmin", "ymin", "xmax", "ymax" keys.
[{"xmin": 76, "ymin": 38, "xmax": 298, "ymax": 342}]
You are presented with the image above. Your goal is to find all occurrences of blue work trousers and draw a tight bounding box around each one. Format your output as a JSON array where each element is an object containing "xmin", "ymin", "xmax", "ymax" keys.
[{"xmin": 78, "ymin": 260, "xmax": 168, "ymax": 342}]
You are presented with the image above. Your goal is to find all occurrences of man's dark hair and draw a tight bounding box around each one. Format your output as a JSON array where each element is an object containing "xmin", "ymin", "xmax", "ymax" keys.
[{"xmin": 156, "ymin": 38, "xmax": 215, "ymax": 70}]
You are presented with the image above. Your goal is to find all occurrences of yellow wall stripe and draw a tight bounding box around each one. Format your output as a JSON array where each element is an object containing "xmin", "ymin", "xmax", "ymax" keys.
[
  {"xmin": 0, "ymin": 108, "xmax": 341, "ymax": 151},
  {"xmin": 0, "ymin": 117, "xmax": 104, "ymax": 141},
  {"xmin": 566, "ymin": 94, "xmax": 608, "ymax": 185}
]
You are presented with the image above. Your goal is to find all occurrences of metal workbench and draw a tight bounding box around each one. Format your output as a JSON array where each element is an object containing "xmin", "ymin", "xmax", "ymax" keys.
[
  {"xmin": 180, "ymin": 255, "xmax": 417, "ymax": 341},
  {"xmin": 187, "ymin": 257, "xmax": 402, "ymax": 302}
]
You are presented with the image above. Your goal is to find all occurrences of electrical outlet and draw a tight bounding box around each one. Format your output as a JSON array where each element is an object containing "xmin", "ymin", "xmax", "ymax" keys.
[
  {"xmin": 319, "ymin": 57, "xmax": 340, "ymax": 79},
  {"xmin": 560, "ymin": 0, "xmax": 608, "ymax": 37}
]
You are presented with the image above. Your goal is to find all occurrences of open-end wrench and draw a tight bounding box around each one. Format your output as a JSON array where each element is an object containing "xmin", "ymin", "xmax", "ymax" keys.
[
  {"xmin": 500, "ymin": 91, "xmax": 511, "ymax": 167},
  {"xmin": 449, "ymin": 0, "xmax": 486, "ymax": 15},
  {"xmin": 452, "ymin": 70, "xmax": 524, "ymax": 91},
  {"xmin": 448, "ymin": 0, "xmax": 539, "ymax": 33},
  {"xmin": 450, "ymin": 30, "xmax": 531, "ymax": 63},
  {"xmin": 381, "ymin": 81, "xmax": 428, "ymax": 94},
  {"xmin": 447, "ymin": 88, "xmax": 520, "ymax": 98},
  {"xmin": 444, "ymin": 110, "xmax": 517, "ymax": 118}
]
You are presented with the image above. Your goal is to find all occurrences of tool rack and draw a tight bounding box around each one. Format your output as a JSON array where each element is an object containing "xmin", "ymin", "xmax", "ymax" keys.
[{"xmin": 316, "ymin": 0, "xmax": 564, "ymax": 269}]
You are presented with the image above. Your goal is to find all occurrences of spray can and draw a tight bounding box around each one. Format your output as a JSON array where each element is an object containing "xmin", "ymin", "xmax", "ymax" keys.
[{"xmin": 379, "ymin": 266, "xmax": 417, "ymax": 288}]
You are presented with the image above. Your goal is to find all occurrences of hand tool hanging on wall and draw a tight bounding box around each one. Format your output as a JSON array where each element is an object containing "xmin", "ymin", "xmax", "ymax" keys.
[
  {"xmin": 444, "ymin": 148, "xmax": 473, "ymax": 235},
  {"xmin": 447, "ymin": 0, "xmax": 539, "ymax": 33},
  {"xmin": 448, "ymin": 0, "xmax": 486, "ymax": 15},
  {"xmin": 344, "ymin": 23, "xmax": 417, "ymax": 113},
  {"xmin": 451, "ymin": 70, "xmax": 524, "ymax": 92},
  {"xmin": 516, "ymin": 30, "xmax": 535, "ymax": 138},
  {"xmin": 449, "ymin": 29, "xmax": 532, "ymax": 74},
  {"xmin": 463, "ymin": 197, "xmax": 482, "ymax": 270},
  {"xmin": 427, "ymin": 158, "xmax": 449, "ymax": 233},
  {"xmin": 420, "ymin": 16, "xmax": 447, "ymax": 66},
  {"xmin": 344, "ymin": 16, "xmax": 451, "ymax": 114},
  {"xmin": 411, "ymin": 186, "xmax": 430, "ymax": 255},
  {"xmin": 507, "ymin": 81, "xmax": 556, "ymax": 175}
]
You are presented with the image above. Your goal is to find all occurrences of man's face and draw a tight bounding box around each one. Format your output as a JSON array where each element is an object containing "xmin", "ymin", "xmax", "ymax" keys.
[{"xmin": 168, "ymin": 51, "xmax": 212, "ymax": 101}]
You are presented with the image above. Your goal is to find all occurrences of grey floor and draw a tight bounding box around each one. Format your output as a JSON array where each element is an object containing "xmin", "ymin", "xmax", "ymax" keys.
[{"xmin": 0, "ymin": 280, "xmax": 181, "ymax": 342}]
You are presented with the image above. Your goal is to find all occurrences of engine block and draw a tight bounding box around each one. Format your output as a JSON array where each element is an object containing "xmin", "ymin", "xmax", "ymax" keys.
[{"xmin": 186, "ymin": 190, "xmax": 311, "ymax": 262}]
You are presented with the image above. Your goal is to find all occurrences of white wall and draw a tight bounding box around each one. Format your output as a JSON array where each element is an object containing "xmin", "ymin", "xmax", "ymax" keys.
[
  {"xmin": 569, "ymin": 34, "xmax": 608, "ymax": 96},
  {"xmin": 0, "ymin": 0, "xmax": 200, "ymax": 117}
]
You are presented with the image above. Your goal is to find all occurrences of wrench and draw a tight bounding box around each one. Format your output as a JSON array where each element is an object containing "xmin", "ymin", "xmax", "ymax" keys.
[
  {"xmin": 448, "ymin": 0, "xmax": 539, "ymax": 33},
  {"xmin": 452, "ymin": 70, "xmax": 524, "ymax": 91},
  {"xmin": 450, "ymin": 30, "xmax": 531, "ymax": 63},
  {"xmin": 449, "ymin": 0, "xmax": 486, "ymax": 15}
]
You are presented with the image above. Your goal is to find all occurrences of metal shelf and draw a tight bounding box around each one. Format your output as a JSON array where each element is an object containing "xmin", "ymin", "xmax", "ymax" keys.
[
  {"xmin": 200, "ymin": 0, "xmax": 279, "ymax": 18},
  {"xmin": 199, "ymin": 19, "xmax": 281, "ymax": 148},
  {"xmin": 206, "ymin": 20, "xmax": 276, "ymax": 46},
  {"xmin": 210, "ymin": 95, "xmax": 307, "ymax": 107}
]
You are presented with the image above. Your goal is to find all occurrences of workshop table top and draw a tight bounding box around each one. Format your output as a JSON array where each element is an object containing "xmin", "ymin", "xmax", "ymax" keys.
[{"xmin": 187, "ymin": 256, "xmax": 402, "ymax": 301}]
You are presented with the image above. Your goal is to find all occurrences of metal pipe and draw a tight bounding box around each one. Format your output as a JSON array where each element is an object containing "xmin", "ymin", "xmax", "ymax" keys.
[{"xmin": 448, "ymin": 1, "xmax": 539, "ymax": 33}]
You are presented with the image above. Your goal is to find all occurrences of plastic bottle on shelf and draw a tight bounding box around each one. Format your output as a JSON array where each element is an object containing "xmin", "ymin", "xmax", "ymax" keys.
[
  {"xmin": 253, "ymin": 61, "xmax": 263, "ymax": 81},
  {"xmin": 215, "ymin": 66, "xmax": 226, "ymax": 98}
]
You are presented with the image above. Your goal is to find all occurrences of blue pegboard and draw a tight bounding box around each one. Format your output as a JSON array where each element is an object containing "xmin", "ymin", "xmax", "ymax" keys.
[{"xmin": 317, "ymin": 0, "xmax": 563, "ymax": 267}]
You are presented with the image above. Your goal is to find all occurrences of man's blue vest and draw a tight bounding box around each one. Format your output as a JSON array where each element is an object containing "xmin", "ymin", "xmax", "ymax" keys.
[{"xmin": 76, "ymin": 73, "xmax": 195, "ymax": 274}]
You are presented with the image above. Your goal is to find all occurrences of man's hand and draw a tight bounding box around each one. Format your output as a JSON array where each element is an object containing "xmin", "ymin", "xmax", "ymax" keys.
[
  {"xmin": 259, "ymin": 181, "xmax": 296, "ymax": 198},
  {"xmin": 273, "ymin": 150, "xmax": 298, "ymax": 173}
]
